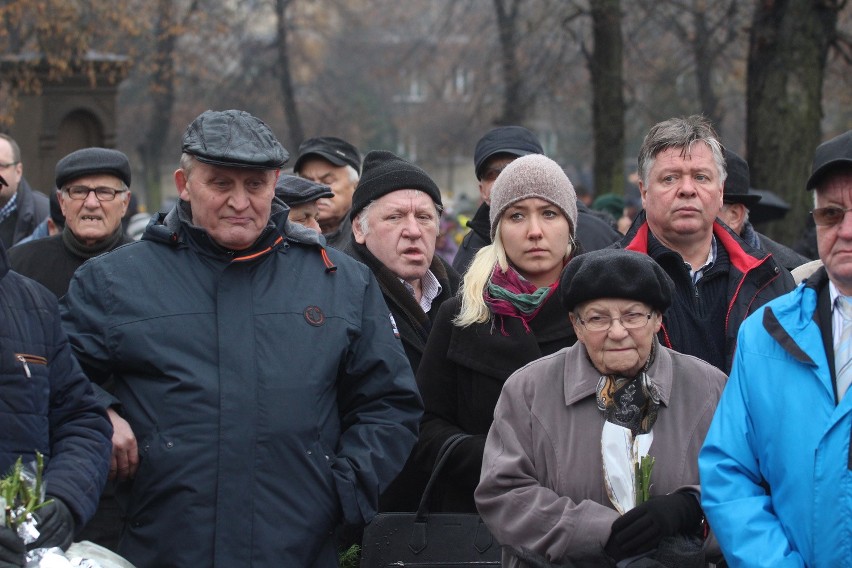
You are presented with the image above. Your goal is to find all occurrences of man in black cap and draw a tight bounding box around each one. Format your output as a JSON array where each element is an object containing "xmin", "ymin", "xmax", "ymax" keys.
[
  {"xmin": 700, "ymin": 128, "xmax": 852, "ymax": 567},
  {"xmin": 59, "ymin": 110, "xmax": 422, "ymax": 567},
  {"xmin": 453, "ymin": 126, "xmax": 619, "ymax": 273},
  {"xmin": 274, "ymin": 173, "xmax": 333, "ymax": 233},
  {"xmin": 717, "ymin": 148, "xmax": 808, "ymax": 271},
  {"xmin": 0, "ymin": 133, "xmax": 49, "ymax": 248},
  {"xmin": 293, "ymin": 136, "xmax": 361, "ymax": 248},
  {"xmin": 8, "ymin": 147, "xmax": 134, "ymax": 298}
]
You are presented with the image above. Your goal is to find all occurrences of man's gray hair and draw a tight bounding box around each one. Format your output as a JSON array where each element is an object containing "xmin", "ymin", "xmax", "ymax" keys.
[
  {"xmin": 179, "ymin": 152, "xmax": 195, "ymax": 176},
  {"xmin": 345, "ymin": 164, "xmax": 360, "ymax": 184},
  {"xmin": 637, "ymin": 115, "xmax": 726, "ymax": 188}
]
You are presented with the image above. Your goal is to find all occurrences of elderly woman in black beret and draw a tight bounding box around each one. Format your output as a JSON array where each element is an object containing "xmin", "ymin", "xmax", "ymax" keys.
[{"xmin": 475, "ymin": 248, "xmax": 725, "ymax": 568}]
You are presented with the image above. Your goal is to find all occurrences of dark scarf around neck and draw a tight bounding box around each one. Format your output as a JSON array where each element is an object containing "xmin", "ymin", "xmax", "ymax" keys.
[{"xmin": 62, "ymin": 224, "xmax": 124, "ymax": 260}]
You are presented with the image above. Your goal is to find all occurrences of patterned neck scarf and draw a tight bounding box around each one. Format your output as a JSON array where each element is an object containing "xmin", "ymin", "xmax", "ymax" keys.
[
  {"xmin": 595, "ymin": 340, "xmax": 661, "ymax": 436},
  {"xmin": 485, "ymin": 264, "xmax": 557, "ymax": 334}
]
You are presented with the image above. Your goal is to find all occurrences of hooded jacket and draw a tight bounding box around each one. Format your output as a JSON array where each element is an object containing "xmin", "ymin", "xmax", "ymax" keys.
[
  {"xmin": 0, "ymin": 242, "xmax": 111, "ymax": 528},
  {"xmin": 700, "ymin": 268, "xmax": 851, "ymax": 567},
  {"xmin": 60, "ymin": 199, "xmax": 422, "ymax": 567},
  {"xmin": 619, "ymin": 211, "xmax": 794, "ymax": 372}
]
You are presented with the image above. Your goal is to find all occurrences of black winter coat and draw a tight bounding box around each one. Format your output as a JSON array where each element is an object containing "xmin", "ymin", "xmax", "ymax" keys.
[
  {"xmin": 414, "ymin": 293, "xmax": 576, "ymax": 513},
  {"xmin": 0, "ymin": 242, "xmax": 111, "ymax": 528}
]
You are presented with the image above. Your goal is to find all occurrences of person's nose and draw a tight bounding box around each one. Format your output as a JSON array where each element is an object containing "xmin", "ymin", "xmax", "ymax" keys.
[
  {"xmin": 677, "ymin": 177, "xmax": 697, "ymax": 197},
  {"xmin": 527, "ymin": 215, "xmax": 543, "ymax": 240},
  {"xmin": 607, "ymin": 317, "xmax": 629, "ymax": 339},
  {"xmin": 83, "ymin": 189, "xmax": 101, "ymax": 208},
  {"xmin": 229, "ymin": 187, "xmax": 250, "ymax": 210},
  {"xmin": 401, "ymin": 213, "xmax": 422, "ymax": 239}
]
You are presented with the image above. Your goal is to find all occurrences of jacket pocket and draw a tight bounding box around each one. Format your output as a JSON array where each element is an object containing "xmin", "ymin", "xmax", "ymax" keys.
[{"xmin": 15, "ymin": 353, "xmax": 48, "ymax": 379}]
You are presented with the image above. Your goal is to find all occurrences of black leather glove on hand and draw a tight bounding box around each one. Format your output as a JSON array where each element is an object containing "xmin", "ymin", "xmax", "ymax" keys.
[
  {"xmin": 606, "ymin": 492, "xmax": 703, "ymax": 558},
  {"xmin": 30, "ymin": 498, "xmax": 74, "ymax": 551},
  {"xmin": 0, "ymin": 526, "xmax": 25, "ymax": 567}
]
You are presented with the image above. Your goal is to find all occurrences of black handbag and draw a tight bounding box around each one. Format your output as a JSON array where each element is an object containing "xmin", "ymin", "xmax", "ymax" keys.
[{"xmin": 359, "ymin": 433, "xmax": 502, "ymax": 567}]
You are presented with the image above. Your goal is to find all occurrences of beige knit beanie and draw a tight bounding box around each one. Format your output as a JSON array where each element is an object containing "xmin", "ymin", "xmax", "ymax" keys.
[{"xmin": 488, "ymin": 154, "xmax": 578, "ymax": 240}]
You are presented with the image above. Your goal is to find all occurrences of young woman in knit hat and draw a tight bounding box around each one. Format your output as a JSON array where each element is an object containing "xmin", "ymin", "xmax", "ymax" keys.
[{"xmin": 413, "ymin": 154, "xmax": 579, "ymax": 513}]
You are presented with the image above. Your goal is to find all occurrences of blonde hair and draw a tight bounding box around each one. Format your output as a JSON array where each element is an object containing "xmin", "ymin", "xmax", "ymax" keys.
[{"xmin": 453, "ymin": 218, "xmax": 574, "ymax": 327}]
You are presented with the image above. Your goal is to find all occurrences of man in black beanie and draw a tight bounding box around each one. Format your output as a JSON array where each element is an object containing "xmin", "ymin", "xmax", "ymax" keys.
[{"xmin": 343, "ymin": 150, "xmax": 461, "ymax": 511}]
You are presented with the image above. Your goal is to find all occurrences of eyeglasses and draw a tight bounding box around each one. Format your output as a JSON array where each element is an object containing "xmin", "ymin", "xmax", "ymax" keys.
[
  {"xmin": 0, "ymin": 161, "xmax": 19, "ymax": 169},
  {"xmin": 63, "ymin": 186, "xmax": 127, "ymax": 201},
  {"xmin": 812, "ymin": 206, "xmax": 852, "ymax": 227},
  {"xmin": 576, "ymin": 311, "xmax": 653, "ymax": 332},
  {"xmin": 481, "ymin": 166, "xmax": 507, "ymax": 183}
]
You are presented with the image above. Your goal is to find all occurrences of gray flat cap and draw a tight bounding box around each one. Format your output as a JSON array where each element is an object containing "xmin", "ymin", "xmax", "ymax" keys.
[
  {"xmin": 275, "ymin": 174, "xmax": 333, "ymax": 206},
  {"xmin": 182, "ymin": 109, "xmax": 289, "ymax": 169}
]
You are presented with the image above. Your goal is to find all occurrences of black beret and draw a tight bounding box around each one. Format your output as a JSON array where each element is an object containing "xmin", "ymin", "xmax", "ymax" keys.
[
  {"xmin": 350, "ymin": 150, "xmax": 441, "ymax": 221},
  {"xmin": 55, "ymin": 147, "xmax": 131, "ymax": 189},
  {"xmin": 559, "ymin": 249, "xmax": 674, "ymax": 313},
  {"xmin": 293, "ymin": 136, "xmax": 361, "ymax": 174},
  {"xmin": 275, "ymin": 174, "xmax": 333, "ymax": 206},
  {"xmin": 806, "ymin": 129, "xmax": 852, "ymax": 191},
  {"xmin": 722, "ymin": 148, "xmax": 761, "ymax": 207},
  {"xmin": 474, "ymin": 126, "xmax": 543, "ymax": 180},
  {"xmin": 182, "ymin": 109, "xmax": 288, "ymax": 169}
]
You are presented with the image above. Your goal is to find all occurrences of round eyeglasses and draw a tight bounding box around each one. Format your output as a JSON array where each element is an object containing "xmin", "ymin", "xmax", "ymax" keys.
[
  {"xmin": 577, "ymin": 312, "xmax": 653, "ymax": 332},
  {"xmin": 63, "ymin": 186, "xmax": 127, "ymax": 201}
]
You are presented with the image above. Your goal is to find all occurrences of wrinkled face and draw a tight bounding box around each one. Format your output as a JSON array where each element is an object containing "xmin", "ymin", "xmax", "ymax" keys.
[
  {"xmin": 176, "ymin": 160, "xmax": 278, "ymax": 251},
  {"xmin": 0, "ymin": 138, "xmax": 22, "ymax": 202},
  {"xmin": 287, "ymin": 202, "xmax": 322, "ymax": 233},
  {"xmin": 478, "ymin": 154, "xmax": 516, "ymax": 205},
  {"xmin": 571, "ymin": 299, "xmax": 662, "ymax": 377},
  {"xmin": 499, "ymin": 197, "xmax": 571, "ymax": 287},
  {"xmin": 815, "ymin": 170, "xmax": 852, "ymax": 295},
  {"xmin": 59, "ymin": 174, "xmax": 129, "ymax": 246},
  {"xmin": 353, "ymin": 190, "xmax": 439, "ymax": 285},
  {"xmin": 640, "ymin": 144, "xmax": 723, "ymax": 249},
  {"xmin": 297, "ymin": 157, "xmax": 357, "ymax": 233}
]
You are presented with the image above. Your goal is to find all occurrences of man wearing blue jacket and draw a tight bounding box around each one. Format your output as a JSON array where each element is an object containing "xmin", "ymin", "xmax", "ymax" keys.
[
  {"xmin": 59, "ymin": 110, "xmax": 422, "ymax": 567},
  {"xmin": 700, "ymin": 129, "xmax": 852, "ymax": 567},
  {"xmin": 0, "ymin": 172, "xmax": 112, "ymax": 567}
]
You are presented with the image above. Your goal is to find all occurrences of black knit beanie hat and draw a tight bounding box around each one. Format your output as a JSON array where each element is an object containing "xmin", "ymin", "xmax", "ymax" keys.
[{"xmin": 349, "ymin": 150, "xmax": 442, "ymax": 221}]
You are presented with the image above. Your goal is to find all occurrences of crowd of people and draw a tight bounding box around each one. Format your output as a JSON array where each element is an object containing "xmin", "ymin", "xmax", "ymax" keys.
[{"xmin": 0, "ymin": 110, "xmax": 849, "ymax": 568}]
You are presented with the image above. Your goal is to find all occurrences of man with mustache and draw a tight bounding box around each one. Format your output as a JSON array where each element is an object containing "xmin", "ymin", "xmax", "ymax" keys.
[{"xmin": 618, "ymin": 115, "xmax": 793, "ymax": 373}]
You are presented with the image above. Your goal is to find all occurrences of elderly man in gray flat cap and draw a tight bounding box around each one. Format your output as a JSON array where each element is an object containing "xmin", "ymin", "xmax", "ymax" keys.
[{"xmin": 59, "ymin": 109, "xmax": 422, "ymax": 567}]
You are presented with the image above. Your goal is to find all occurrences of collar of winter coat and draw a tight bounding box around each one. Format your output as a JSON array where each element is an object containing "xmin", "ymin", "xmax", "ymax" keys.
[
  {"xmin": 621, "ymin": 209, "xmax": 773, "ymax": 275},
  {"xmin": 562, "ymin": 337, "xmax": 674, "ymax": 409},
  {"xmin": 142, "ymin": 197, "xmax": 324, "ymax": 259},
  {"xmin": 0, "ymin": 239, "xmax": 9, "ymax": 279},
  {"xmin": 466, "ymin": 201, "xmax": 491, "ymax": 242}
]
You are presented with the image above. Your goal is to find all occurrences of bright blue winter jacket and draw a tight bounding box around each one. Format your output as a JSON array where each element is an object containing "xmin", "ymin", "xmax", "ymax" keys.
[{"xmin": 700, "ymin": 268, "xmax": 852, "ymax": 567}]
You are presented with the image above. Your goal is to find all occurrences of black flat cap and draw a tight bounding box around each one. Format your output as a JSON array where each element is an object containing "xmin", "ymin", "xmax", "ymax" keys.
[
  {"xmin": 293, "ymin": 136, "xmax": 361, "ymax": 174},
  {"xmin": 474, "ymin": 126, "xmax": 543, "ymax": 180},
  {"xmin": 182, "ymin": 109, "xmax": 288, "ymax": 169},
  {"xmin": 722, "ymin": 149, "xmax": 761, "ymax": 208},
  {"xmin": 559, "ymin": 249, "xmax": 674, "ymax": 313},
  {"xmin": 55, "ymin": 147, "xmax": 132, "ymax": 189},
  {"xmin": 806, "ymin": 129, "xmax": 852, "ymax": 191},
  {"xmin": 275, "ymin": 174, "xmax": 333, "ymax": 206}
]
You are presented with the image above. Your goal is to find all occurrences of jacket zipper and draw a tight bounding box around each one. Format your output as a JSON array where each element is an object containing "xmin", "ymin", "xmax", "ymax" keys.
[{"xmin": 16, "ymin": 354, "xmax": 47, "ymax": 378}]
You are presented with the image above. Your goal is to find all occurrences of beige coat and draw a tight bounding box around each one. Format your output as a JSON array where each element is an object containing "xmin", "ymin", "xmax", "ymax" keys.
[{"xmin": 475, "ymin": 342, "xmax": 725, "ymax": 567}]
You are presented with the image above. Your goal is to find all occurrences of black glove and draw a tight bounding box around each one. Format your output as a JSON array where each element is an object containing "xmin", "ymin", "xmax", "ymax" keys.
[
  {"xmin": 605, "ymin": 493, "xmax": 703, "ymax": 558},
  {"xmin": 0, "ymin": 526, "xmax": 25, "ymax": 567},
  {"xmin": 30, "ymin": 497, "xmax": 75, "ymax": 551}
]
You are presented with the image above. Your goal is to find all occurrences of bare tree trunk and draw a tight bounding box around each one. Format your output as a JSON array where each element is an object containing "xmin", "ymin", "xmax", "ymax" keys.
[
  {"xmin": 275, "ymin": 0, "xmax": 304, "ymax": 150},
  {"xmin": 747, "ymin": 0, "xmax": 839, "ymax": 244},
  {"xmin": 140, "ymin": 0, "xmax": 179, "ymax": 212},
  {"xmin": 691, "ymin": 1, "xmax": 720, "ymax": 128},
  {"xmin": 493, "ymin": 0, "xmax": 524, "ymax": 125},
  {"xmin": 588, "ymin": 0, "xmax": 625, "ymax": 198}
]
